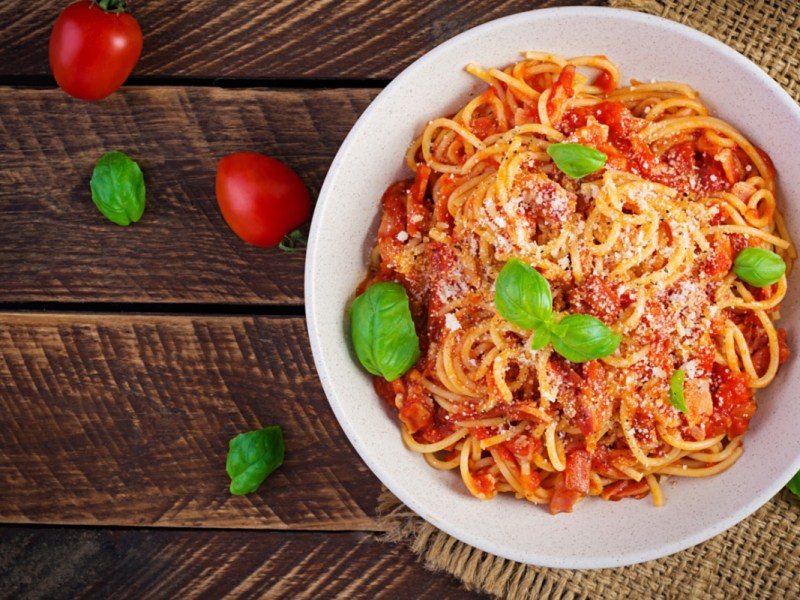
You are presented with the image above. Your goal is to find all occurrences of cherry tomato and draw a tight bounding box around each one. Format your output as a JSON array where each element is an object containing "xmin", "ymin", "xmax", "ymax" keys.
[
  {"xmin": 216, "ymin": 153, "xmax": 311, "ymax": 247},
  {"xmin": 49, "ymin": 0, "xmax": 143, "ymax": 101}
]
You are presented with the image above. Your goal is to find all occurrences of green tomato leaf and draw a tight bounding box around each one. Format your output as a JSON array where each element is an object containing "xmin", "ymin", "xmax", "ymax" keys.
[
  {"xmin": 350, "ymin": 282, "xmax": 420, "ymax": 381},
  {"xmin": 733, "ymin": 247, "xmax": 786, "ymax": 287},
  {"xmin": 89, "ymin": 150, "xmax": 146, "ymax": 226},
  {"xmin": 669, "ymin": 369, "xmax": 688, "ymax": 414},
  {"xmin": 226, "ymin": 426, "xmax": 285, "ymax": 496},
  {"xmin": 495, "ymin": 259, "xmax": 553, "ymax": 330},
  {"xmin": 551, "ymin": 314, "xmax": 621, "ymax": 363},
  {"xmin": 787, "ymin": 470, "xmax": 800, "ymax": 498},
  {"xmin": 547, "ymin": 143, "xmax": 608, "ymax": 179}
]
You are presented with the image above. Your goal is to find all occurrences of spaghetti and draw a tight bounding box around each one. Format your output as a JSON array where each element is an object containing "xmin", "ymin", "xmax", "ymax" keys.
[{"xmin": 357, "ymin": 53, "xmax": 794, "ymax": 513}]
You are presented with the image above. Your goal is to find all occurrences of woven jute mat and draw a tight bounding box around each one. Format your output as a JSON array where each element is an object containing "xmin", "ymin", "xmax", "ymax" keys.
[{"xmin": 376, "ymin": 1, "xmax": 800, "ymax": 598}]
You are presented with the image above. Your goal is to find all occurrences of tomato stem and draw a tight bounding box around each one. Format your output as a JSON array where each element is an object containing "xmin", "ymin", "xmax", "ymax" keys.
[
  {"xmin": 278, "ymin": 227, "xmax": 309, "ymax": 253},
  {"xmin": 95, "ymin": 0, "xmax": 128, "ymax": 12}
]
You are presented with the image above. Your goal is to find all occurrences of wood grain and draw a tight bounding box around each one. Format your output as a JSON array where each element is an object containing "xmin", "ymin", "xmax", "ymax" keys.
[
  {"xmin": 0, "ymin": 526, "xmax": 489, "ymax": 599},
  {"xmin": 1, "ymin": 0, "xmax": 605, "ymax": 81},
  {"xmin": 0, "ymin": 87, "xmax": 375, "ymax": 304},
  {"xmin": 0, "ymin": 313, "xmax": 383, "ymax": 529}
]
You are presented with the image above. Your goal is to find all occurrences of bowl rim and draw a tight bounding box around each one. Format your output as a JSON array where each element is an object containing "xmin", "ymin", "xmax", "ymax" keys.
[{"xmin": 305, "ymin": 5, "xmax": 800, "ymax": 569}]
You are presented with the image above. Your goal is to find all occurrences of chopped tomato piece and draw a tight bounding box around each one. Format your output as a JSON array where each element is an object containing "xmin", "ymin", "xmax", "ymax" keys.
[
  {"xmin": 472, "ymin": 471, "xmax": 497, "ymax": 499},
  {"xmin": 398, "ymin": 381, "xmax": 433, "ymax": 434},
  {"xmin": 710, "ymin": 363, "xmax": 755, "ymax": 438},
  {"xmin": 592, "ymin": 69, "xmax": 615, "ymax": 95}
]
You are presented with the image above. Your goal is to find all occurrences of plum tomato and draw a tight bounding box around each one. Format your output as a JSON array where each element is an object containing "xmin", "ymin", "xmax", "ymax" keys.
[
  {"xmin": 49, "ymin": 0, "xmax": 143, "ymax": 101},
  {"xmin": 215, "ymin": 152, "xmax": 311, "ymax": 247}
]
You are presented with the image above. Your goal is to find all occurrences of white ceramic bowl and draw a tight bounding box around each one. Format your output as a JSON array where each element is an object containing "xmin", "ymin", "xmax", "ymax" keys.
[{"xmin": 305, "ymin": 7, "xmax": 800, "ymax": 568}]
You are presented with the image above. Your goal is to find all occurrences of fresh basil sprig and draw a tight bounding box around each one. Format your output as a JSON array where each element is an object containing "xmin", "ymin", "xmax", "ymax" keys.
[
  {"xmin": 551, "ymin": 314, "xmax": 622, "ymax": 363},
  {"xmin": 547, "ymin": 143, "xmax": 607, "ymax": 179},
  {"xmin": 350, "ymin": 282, "xmax": 421, "ymax": 381},
  {"xmin": 89, "ymin": 150, "xmax": 146, "ymax": 226},
  {"xmin": 494, "ymin": 259, "xmax": 620, "ymax": 363},
  {"xmin": 787, "ymin": 470, "xmax": 800, "ymax": 498},
  {"xmin": 733, "ymin": 247, "xmax": 786, "ymax": 287},
  {"xmin": 669, "ymin": 369, "xmax": 688, "ymax": 414},
  {"xmin": 226, "ymin": 426, "xmax": 285, "ymax": 496}
]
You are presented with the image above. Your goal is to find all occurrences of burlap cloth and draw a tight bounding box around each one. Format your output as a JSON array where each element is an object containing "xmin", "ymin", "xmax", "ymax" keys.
[{"xmin": 376, "ymin": 1, "xmax": 800, "ymax": 598}]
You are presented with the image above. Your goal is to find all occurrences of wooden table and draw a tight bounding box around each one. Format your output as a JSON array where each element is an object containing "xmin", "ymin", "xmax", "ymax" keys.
[{"xmin": 0, "ymin": 1, "xmax": 604, "ymax": 597}]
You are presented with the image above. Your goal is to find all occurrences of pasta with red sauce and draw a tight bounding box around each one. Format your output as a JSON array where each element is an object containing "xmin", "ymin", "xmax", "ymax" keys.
[{"xmin": 355, "ymin": 52, "xmax": 794, "ymax": 513}]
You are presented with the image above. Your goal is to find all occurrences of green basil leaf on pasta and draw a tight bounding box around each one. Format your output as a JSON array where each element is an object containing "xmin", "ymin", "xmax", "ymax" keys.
[
  {"xmin": 546, "ymin": 143, "xmax": 607, "ymax": 179},
  {"xmin": 787, "ymin": 470, "xmax": 800, "ymax": 498},
  {"xmin": 226, "ymin": 426, "xmax": 285, "ymax": 496},
  {"xmin": 669, "ymin": 369, "xmax": 688, "ymax": 414},
  {"xmin": 733, "ymin": 247, "xmax": 786, "ymax": 287},
  {"xmin": 350, "ymin": 282, "xmax": 420, "ymax": 381},
  {"xmin": 531, "ymin": 327, "xmax": 552, "ymax": 351},
  {"xmin": 494, "ymin": 258, "xmax": 553, "ymax": 330},
  {"xmin": 89, "ymin": 150, "xmax": 146, "ymax": 226},
  {"xmin": 551, "ymin": 314, "xmax": 621, "ymax": 363}
]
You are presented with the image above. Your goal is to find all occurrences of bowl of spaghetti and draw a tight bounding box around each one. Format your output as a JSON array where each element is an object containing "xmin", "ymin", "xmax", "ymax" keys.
[{"xmin": 305, "ymin": 7, "xmax": 800, "ymax": 568}]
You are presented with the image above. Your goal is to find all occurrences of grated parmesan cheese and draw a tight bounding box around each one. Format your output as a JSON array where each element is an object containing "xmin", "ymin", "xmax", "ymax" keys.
[{"xmin": 445, "ymin": 313, "xmax": 461, "ymax": 331}]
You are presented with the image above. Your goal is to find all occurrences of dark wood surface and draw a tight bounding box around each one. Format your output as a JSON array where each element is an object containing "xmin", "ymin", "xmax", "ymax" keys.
[
  {"xmin": 1, "ymin": 0, "xmax": 602, "ymax": 80},
  {"xmin": 0, "ymin": 0, "xmax": 599, "ymax": 597}
]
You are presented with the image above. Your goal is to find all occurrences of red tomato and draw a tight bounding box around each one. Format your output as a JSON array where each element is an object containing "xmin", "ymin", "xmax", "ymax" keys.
[
  {"xmin": 49, "ymin": 1, "xmax": 143, "ymax": 101},
  {"xmin": 215, "ymin": 153, "xmax": 311, "ymax": 247}
]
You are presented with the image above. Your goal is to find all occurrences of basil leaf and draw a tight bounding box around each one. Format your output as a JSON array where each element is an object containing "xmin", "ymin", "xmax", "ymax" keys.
[
  {"xmin": 531, "ymin": 327, "xmax": 552, "ymax": 351},
  {"xmin": 226, "ymin": 426, "xmax": 285, "ymax": 496},
  {"xmin": 733, "ymin": 247, "xmax": 786, "ymax": 287},
  {"xmin": 350, "ymin": 282, "xmax": 420, "ymax": 381},
  {"xmin": 551, "ymin": 314, "xmax": 621, "ymax": 363},
  {"xmin": 495, "ymin": 259, "xmax": 553, "ymax": 330},
  {"xmin": 89, "ymin": 150, "xmax": 146, "ymax": 226},
  {"xmin": 669, "ymin": 369, "xmax": 688, "ymax": 414},
  {"xmin": 547, "ymin": 143, "xmax": 607, "ymax": 179},
  {"xmin": 788, "ymin": 470, "xmax": 800, "ymax": 498}
]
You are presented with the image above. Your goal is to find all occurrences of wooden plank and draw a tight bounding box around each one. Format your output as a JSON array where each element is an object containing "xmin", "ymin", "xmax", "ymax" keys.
[
  {"xmin": 0, "ymin": 313, "xmax": 384, "ymax": 529},
  {"xmin": 1, "ymin": 0, "xmax": 605, "ymax": 81},
  {"xmin": 0, "ymin": 87, "xmax": 375, "ymax": 304},
  {"xmin": 0, "ymin": 527, "xmax": 489, "ymax": 599}
]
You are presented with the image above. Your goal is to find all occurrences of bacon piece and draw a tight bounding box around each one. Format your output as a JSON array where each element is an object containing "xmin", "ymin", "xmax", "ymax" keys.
[
  {"xmin": 575, "ymin": 361, "xmax": 610, "ymax": 436},
  {"xmin": 601, "ymin": 479, "xmax": 650, "ymax": 501},
  {"xmin": 564, "ymin": 449, "xmax": 591, "ymax": 494},
  {"xmin": 549, "ymin": 474, "xmax": 584, "ymax": 515},
  {"xmin": 715, "ymin": 148, "xmax": 744, "ymax": 185},
  {"xmin": 703, "ymin": 232, "xmax": 733, "ymax": 281},
  {"xmin": 406, "ymin": 163, "xmax": 431, "ymax": 237},
  {"xmin": 683, "ymin": 377, "xmax": 713, "ymax": 425},
  {"xmin": 377, "ymin": 180, "xmax": 411, "ymax": 266},
  {"xmin": 546, "ymin": 65, "xmax": 576, "ymax": 125},
  {"xmin": 750, "ymin": 326, "xmax": 791, "ymax": 377},
  {"xmin": 425, "ymin": 241, "xmax": 462, "ymax": 346}
]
